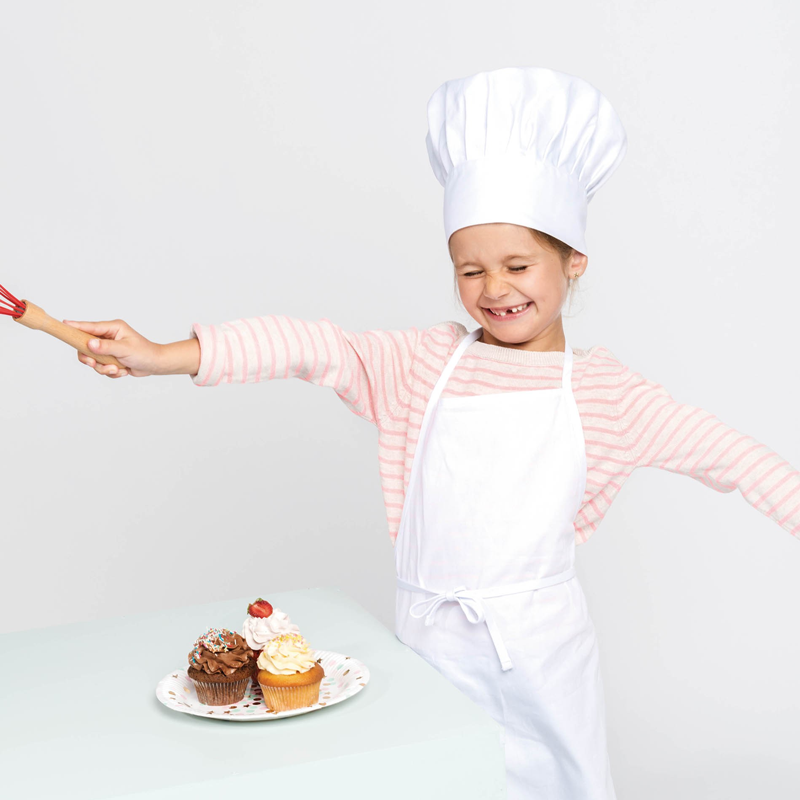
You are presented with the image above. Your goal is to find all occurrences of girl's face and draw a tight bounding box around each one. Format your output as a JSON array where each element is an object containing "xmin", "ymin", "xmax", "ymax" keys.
[{"xmin": 450, "ymin": 223, "xmax": 588, "ymax": 351}]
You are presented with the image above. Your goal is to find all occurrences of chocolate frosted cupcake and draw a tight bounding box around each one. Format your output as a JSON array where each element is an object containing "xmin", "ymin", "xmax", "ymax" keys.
[{"xmin": 187, "ymin": 628, "xmax": 256, "ymax": 706}]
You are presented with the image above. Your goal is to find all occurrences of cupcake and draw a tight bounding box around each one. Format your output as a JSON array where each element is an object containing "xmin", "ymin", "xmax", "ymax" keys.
[
  {"xmin": 187, "ymin": 627, "xmax": 256, "ymax": 706},
  {"xmin": 256, "ymin": 632, "xmax": 325, "ymax": 712},
  {"xmin": 242, "ymin": 597, "xmax": 301, "ymax": 660}
]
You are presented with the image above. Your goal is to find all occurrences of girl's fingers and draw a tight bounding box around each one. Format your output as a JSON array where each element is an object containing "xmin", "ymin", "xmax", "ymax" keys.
[
  {"xmin": 86, "ymin": 337, "xmax": 129, "ymax": 359},
  {"xmin": 101, "ymin": 364, "xmax": 128, "ymax": 378},
  {"xmin": 77, "ymin": 350, "xmax": 126, "ymax": 376},
  {"xmin": 63, "ymin": 320, "xmax": 120, "ymax": 338}
]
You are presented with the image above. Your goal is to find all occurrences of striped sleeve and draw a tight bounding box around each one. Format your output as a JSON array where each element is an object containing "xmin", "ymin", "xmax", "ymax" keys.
[
  {"xmin": 188, "ymin": 315, "xmax": 421, "ymax": 427},
  {"xmin": 616, "ymin": 364, "xmax": 800, "ymax": 540}
]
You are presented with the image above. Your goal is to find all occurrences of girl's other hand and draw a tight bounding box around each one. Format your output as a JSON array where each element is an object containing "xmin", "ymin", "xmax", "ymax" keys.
[{"xmin": 62, "ymin": 319, "xmax": 164, "ymax": 378}]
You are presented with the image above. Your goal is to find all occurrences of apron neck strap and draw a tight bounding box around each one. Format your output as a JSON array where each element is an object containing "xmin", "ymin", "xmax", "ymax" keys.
[{"xmin": 561, "ymin": 338, "xmax": 573, "ymax": 390}]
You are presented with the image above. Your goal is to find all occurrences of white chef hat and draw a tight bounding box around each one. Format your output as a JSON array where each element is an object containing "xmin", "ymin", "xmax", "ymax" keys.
[{"xmin": 425, "ymin": 66, "xmax": 628, "ymax": 256}]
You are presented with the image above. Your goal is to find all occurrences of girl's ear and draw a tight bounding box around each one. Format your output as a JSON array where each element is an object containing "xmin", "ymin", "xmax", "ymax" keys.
[{"xmin": 572, "ymin": 252, "xmax": 589, "ymax": 275}]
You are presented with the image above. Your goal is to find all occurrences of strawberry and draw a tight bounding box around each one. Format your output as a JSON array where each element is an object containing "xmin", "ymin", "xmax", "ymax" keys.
[{"xmin": 247, "ymin": 597, "xmax": 273, "ymax": 618}]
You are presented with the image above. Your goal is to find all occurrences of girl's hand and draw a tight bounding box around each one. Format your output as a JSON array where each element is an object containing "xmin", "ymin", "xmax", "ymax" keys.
[{"xmin": 62, "ymin": 319, "xmax": 164, "ymax": 378}]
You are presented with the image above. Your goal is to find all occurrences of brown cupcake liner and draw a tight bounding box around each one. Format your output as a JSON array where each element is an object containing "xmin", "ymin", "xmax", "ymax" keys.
[
  {"xmin": 192, "ymin": 676, "xmax": 251, "ymax": 706},
  {"xmin": 258, "ymin": 679, "xmax": 322, "ymax": 712}
]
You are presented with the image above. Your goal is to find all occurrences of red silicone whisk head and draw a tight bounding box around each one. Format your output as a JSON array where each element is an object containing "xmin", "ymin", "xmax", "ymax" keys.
[{"xmin": 0, "ymin": 283, "xmax": 26, "ymax": 318}]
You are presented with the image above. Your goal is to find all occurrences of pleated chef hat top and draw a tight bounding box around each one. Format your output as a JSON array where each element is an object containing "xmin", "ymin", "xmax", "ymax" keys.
[{"xmin": 425, "ymin": 66, "xmax": 628, "ymax": 256}]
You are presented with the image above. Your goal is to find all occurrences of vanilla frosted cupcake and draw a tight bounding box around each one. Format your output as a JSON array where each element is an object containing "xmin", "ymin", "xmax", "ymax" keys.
[{"xmin": 256, "ymin": 632, "xmax": 325, "ymax": 712}]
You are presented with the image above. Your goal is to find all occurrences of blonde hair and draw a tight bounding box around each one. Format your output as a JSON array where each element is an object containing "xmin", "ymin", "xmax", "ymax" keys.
[{"xmin": 451, "ymin": 227, "xmax": 579, "ymax": 314}]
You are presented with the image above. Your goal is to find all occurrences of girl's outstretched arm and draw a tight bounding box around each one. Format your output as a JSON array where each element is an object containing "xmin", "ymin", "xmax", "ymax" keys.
[
  {"xmin": 616, "ymin": 364, "xmax": 800, "ymax": 540},
  {"xmin": 189, "ymin": 315, "xmax": 420, "ymax": 428}
]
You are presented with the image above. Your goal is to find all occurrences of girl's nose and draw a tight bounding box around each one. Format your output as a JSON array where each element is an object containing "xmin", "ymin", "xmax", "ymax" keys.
[{"xmin": 483, "ymin": 278, "xmax": 511, "ymax": 298}]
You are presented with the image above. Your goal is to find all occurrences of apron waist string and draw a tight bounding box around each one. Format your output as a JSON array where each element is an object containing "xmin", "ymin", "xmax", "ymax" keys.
[{"xmin": 396, "ymin": 566, "xmax": 576, "ymax": 672}]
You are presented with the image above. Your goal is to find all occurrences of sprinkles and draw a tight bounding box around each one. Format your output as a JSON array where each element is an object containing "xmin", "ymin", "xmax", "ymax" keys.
[
  {"xmin": 190, "ymin": 627, "xmax": 237, "ymax": 664},
  {"xmin": 270, "ymin": 632, "xmax": 308, "ymax": 648}
]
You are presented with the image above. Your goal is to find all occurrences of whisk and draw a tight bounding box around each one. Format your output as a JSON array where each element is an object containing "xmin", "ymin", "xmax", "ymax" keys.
[{"xmin": 1, "ymin": 282, "xmax": 124, "ymax": 369}]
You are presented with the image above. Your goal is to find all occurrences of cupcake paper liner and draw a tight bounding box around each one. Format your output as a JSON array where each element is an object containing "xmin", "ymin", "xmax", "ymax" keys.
[
  {"xmin": 192, "ymin": 676, "xmax": 251, "ymax": 706},
  {"xmin": 258, "ymin": 679, "xmax": 323, "ymax": 712}
]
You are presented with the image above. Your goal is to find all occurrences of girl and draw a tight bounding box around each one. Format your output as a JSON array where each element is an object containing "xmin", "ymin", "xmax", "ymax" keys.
[{"xmin": 63, "ymin": 68, "xmax": 800, "ymax": 800}]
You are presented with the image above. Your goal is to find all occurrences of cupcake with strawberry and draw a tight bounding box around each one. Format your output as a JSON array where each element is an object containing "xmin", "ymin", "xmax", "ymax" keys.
[
  {"xmin": 187, "ymin": 627, "xmax": 256, "ymax": 706},
  {"xmin": 242, "ymin": 597, "xmax": 301, "ymax": 660}
]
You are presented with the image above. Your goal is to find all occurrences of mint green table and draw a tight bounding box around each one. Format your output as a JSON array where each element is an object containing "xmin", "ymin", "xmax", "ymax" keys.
[{"xmin": 0, "ymin": 586, "xmax": 507, "ymax": 798}]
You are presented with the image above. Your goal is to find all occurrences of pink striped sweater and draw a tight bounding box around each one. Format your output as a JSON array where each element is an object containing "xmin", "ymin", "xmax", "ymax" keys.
[{"xmin": 189, "ymin": 317, "xmax": 800, "ymax": 545}]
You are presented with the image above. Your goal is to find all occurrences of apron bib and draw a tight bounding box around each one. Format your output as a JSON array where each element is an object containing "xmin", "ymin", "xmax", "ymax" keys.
[{"xmin": 394, "ymin": 327, "xmax": 617, "ymax": 800}]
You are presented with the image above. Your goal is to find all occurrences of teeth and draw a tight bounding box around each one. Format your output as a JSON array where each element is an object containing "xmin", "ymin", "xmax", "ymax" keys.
[{"xmin": 488, "ymin": 302, "xmax": 529, "ymax": 316}]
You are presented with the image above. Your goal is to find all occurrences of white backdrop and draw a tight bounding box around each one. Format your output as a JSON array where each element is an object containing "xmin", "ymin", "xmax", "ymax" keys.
[{"xmin": 1, "ymin": 1, "xmax": 798, "ymax": 796}]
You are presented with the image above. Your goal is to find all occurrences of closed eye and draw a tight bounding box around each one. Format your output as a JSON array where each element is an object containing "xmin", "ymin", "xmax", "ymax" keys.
[{"xmin": 462, "ymin": 266, "xmax": 529, "ymax": 277}]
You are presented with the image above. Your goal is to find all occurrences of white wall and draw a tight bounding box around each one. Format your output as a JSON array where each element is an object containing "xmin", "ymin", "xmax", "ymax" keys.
[{"xmin": 1, "ymin": 1, "xmax": 798, "ymax": 796}]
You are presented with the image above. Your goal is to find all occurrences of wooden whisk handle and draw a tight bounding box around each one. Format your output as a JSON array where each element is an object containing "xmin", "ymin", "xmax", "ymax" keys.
[{"xmin": 13, "ymin": 301, "xmax": 125, "ymax": 369}]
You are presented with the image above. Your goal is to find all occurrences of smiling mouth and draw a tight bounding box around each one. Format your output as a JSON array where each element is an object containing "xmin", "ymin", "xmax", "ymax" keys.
[{"xmin": 483, "ymin": 302, "xmax": 531, "ymax": 317}]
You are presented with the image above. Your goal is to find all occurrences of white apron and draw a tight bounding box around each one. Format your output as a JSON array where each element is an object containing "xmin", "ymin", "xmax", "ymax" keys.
[{"xmin": 394, "ymin": 327, "xmax": 617, "ymax": 799}]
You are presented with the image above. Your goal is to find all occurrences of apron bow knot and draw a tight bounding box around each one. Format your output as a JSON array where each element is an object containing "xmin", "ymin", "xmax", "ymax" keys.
[
  {"xmin": 409, "ymin": 586, "xmax": 487, "ymax": 627},
  {"xmin": 398, "ymin": 567, "xmax": 577, "ymax": 673}
]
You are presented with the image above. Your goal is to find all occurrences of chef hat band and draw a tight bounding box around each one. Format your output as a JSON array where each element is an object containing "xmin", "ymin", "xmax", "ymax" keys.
[
  {"xmin": 443, "ymin": 154, "xmax": 587, "ymax": 257},
  {"xmin": 425, "ymin": 66, "xmax": 628, "ymax": 256}
]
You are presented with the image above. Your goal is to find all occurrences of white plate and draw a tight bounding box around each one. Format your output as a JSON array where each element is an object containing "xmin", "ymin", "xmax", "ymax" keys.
[{"xmin": 156, "ymin": 649, "xmax": 369, "ymax": 721}]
